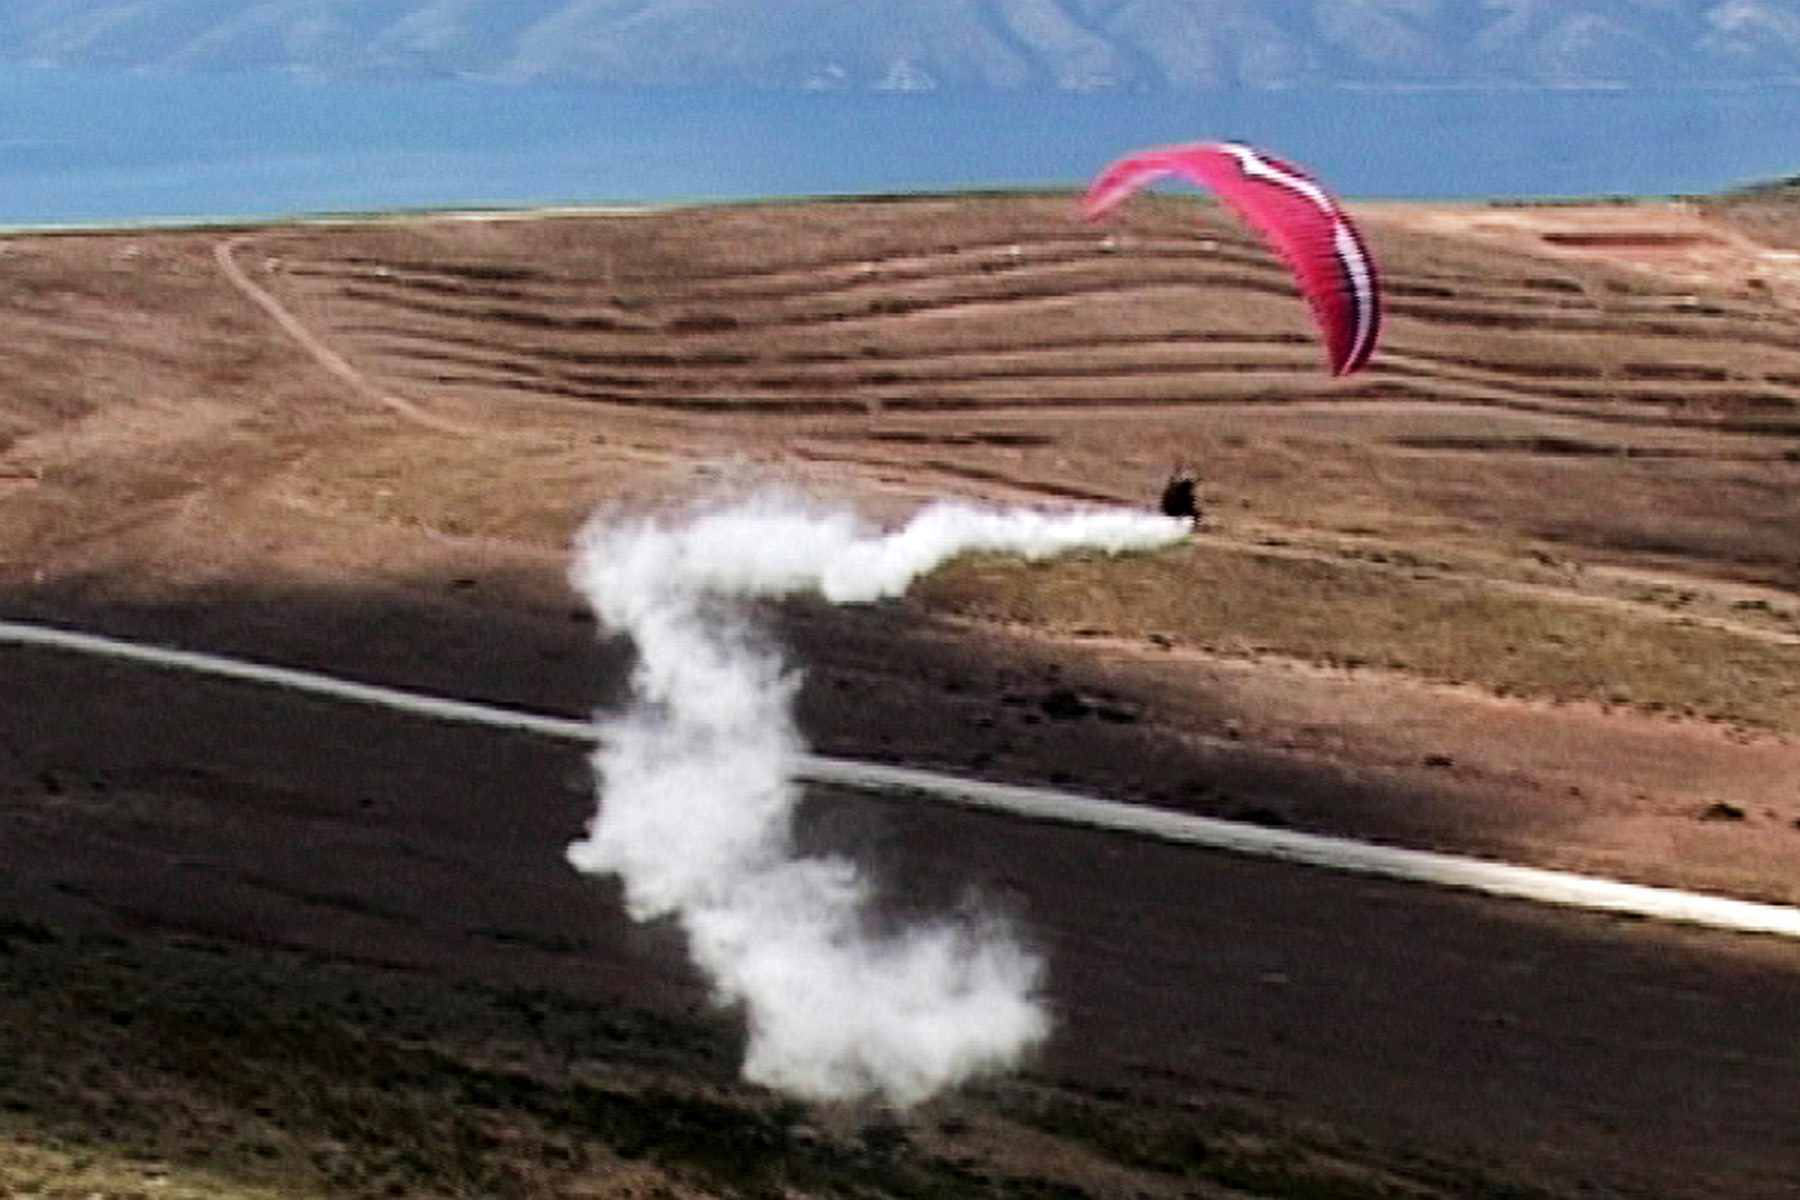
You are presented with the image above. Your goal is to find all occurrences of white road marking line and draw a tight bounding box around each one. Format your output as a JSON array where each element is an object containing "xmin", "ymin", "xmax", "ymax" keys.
[
  {"xmin": 6, "ymin": 617, "xmax": 1800, "ymax": 940},
  {"xmin": 804, "ymin": 759, "xmax": 1800, "ymax": 939},
  {"xmin": 1, "ymin": 619, "xmax": 595, "ymax": 741}
]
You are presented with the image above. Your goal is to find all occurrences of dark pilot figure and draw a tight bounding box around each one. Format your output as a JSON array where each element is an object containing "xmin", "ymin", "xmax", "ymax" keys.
[{"xmin": 1160, "ymin": 468, "xmax": 1202, "ymax": 528}]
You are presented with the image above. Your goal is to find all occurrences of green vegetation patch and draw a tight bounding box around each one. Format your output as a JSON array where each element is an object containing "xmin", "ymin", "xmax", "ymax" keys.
[{"xmin": 913, "ymin": 543, "xmax": 1800, "ymax": 732}]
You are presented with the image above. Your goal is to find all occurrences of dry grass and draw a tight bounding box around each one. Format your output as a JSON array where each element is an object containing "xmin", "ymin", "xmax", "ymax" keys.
[
  {"xmin": 0, "ymin": 1135, "xmax": 295, "ymax": 1200},
  {"xmin": 914, "ymin": 540, "xmax": 1800, "ymax": 732}
]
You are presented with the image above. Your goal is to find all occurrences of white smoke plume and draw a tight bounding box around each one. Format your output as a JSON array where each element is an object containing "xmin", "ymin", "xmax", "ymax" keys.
[{"xmin": 566, "ymin": 491, "xmax": 1188, "ymax": 1105}]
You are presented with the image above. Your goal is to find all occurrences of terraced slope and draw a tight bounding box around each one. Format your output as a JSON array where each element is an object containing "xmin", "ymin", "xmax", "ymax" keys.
[
  {"xmin": 238, "ymin": 196, "xmax": 1800, "ymax": 427},
  {"xmin": 220, "ymin": 195, "xmax": 1800, "ymax": 619}
]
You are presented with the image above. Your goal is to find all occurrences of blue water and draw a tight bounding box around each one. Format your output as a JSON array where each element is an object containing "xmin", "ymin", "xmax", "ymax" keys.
[{"xmin": 2, "ymin": 68, "xmax": 1798, "ymax": 225}]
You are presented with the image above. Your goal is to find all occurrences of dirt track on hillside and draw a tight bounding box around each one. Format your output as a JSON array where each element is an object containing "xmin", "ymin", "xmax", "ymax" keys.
[{"xmin": 4, "ymin": 194, "xmax": 1800, "ymax": 1196}]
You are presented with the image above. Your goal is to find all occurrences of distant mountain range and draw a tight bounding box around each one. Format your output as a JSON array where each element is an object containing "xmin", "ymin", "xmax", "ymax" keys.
[{"xmin": 4, "ymin": 1, "xmax": 1800, "ymax": 90}]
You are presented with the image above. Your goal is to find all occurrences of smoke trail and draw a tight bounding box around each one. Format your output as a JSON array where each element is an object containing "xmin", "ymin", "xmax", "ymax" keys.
[{"xmin": 566, "ymin": 491, "xmax": 1188, "ymax": 1105}]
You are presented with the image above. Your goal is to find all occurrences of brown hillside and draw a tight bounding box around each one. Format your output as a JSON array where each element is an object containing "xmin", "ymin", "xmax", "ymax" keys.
[{"xmin": 2, "ymin": 194, "xmax": 1800, "ymax": 1198}]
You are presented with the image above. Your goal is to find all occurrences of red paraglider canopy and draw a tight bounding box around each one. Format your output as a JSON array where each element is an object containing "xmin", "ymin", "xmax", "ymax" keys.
[{"xmin": 1082, "ymin": 141, "xmax": 1381, "ymax": 376}]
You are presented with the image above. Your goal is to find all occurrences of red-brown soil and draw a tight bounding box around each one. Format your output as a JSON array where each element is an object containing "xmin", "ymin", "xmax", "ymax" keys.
[{"xmin": 3, "ymin": 194, "xmax": 1800, "ymax": 1197}]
